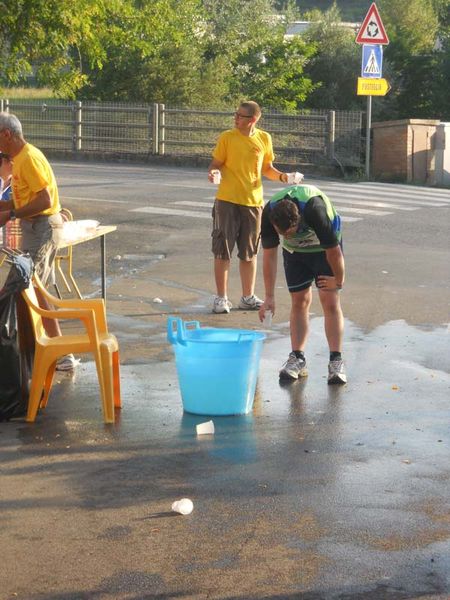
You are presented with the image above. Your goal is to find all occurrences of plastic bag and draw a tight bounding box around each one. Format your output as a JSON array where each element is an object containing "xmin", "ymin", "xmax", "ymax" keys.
[
  {"xmin": 0, "ymin": 253, "xmax": 34, "ymax": 421},
  {"xmin": 53, "ymin": 220, "xmax": 99, "ymax": 246}
]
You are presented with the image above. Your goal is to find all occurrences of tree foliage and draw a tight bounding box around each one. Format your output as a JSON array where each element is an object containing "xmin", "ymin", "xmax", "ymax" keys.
[
  {"xmin": 0, "ymin": 0, "xmax": 317, "ymax": 111},
  {"xmin": 0, "ymin": 0, "xmax": 108, "ymax": 97},
  {"xmin": 200, "ymin": 0, "xmax": 317, "ymax": 110},
  {"xmin": 300, "ymin": 3, "xmax": 362, "ymax": 110},
  {"xmin": 0, "ymin": 0, "xmax": 448, "ymax": 119},
  {"xmin": 376, "ymin": 0, "xmax": 450, "ymax": 120}
]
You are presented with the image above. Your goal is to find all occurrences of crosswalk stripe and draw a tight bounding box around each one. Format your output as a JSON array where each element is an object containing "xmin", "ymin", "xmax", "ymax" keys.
[
  {"xmin": 269, "ymin": 187, "xmax": 448, "ymax": 207},
  {"xmin": 335, "ymin": 206, "xmax": 392, "ymax": 216},
  {"xmin": 129, "ymin": 180, "xmax": 447, "ymax": 224},
  {"xmin": 320, "ymin": 189, "xmax": 449, "ymax": 206},
  {"xmin": 61, "ymin": 196, "xmax": 129, "ymax": 204},
  {"xmin": 341, "ymin": 216, "xmax": 362, "ymax": 222},
  {"xmin": 131, "ymin": 206, "xmax": 211, "ymax": 219},
  {"xmin": 174, "ymin": 199, "xmax": 380, "ymax": 218},
  {"xmin": 175, "ymin": 201, "xmax": 213, "ymax": 209},
  {"xmin": 314, "ymin": 183, "xmax": 450, "ymax": 202},
  {"xmin": 176, "ymin": 198, "xmax": 415, "ymax": 213},
  {"xmin": 132, "ymin": 204, "xmax": 363, "ymax": 222},
  {"xmin": 330, "ymin": 199, "xmax": 417, "ymax": 211}
]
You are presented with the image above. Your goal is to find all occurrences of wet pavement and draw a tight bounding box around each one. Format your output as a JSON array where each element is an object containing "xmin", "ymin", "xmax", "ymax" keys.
[
  {"xmin": 0, "ymin": 163, "xmax": 449, "ymax": 599},
  {"xmin": 1, "ymin": 317, "xmax": 449, "ymax": 599}
]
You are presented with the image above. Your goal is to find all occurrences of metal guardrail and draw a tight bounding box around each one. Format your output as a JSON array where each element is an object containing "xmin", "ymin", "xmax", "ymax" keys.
[{"xmin": 1, "ymin": 99, "xmax": 363, "ymax": 166}]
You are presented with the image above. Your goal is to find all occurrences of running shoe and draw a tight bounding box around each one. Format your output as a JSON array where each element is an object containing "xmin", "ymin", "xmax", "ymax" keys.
[
  {"xmin": 56, "ymin": 354, "xmax": 80, "ymax": 372},
  {"xmin": 279, "ymin": 352, "xmax": 308, "ymax": 380},
  {"xmin": 238, "ymin": 294, "xmax": 264, "ymax": 310},
  {"xmin": 212, "ymin": 296, "xmax": 232, "ymax": 314},
  {"xmin": 328, "ymin": 359, "xmax": 347, "ymax": 385}
]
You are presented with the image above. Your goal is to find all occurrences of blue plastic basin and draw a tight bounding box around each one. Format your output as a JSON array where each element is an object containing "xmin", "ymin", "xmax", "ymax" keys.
[{"xmin": 167, "ymin": 317, "xmax": 266, "ymax": 416}]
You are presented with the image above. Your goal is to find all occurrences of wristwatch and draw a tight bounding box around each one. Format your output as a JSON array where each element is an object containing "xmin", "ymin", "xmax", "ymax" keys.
[{"xmin": 9, "ymin": 209, "xmax": 16, "ymax": 221}]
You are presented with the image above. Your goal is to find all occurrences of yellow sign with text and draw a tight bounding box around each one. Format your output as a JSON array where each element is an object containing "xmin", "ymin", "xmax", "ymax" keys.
[{"xmin": 357, "ymin": 77, "xmax": 390, "ymax": 96}]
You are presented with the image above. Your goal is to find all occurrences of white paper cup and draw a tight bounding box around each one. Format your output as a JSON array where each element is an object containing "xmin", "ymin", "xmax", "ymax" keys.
[
  {"xmin": 263, "ymin": 310, "xmax": 272, "ymax": 327},
  {"xmin": 287, "ymin": 172, "xmax": 304, "ymax": 185},
  {"xmin": 171, "ymin": 498, "xmax": 194, "ymax": 515},
  {"xmin": 196, "ymin": 420, "xmax": 215, "ymax": 435},
  {"xmin": 211, "ymin": 170, "xmax": 221, "ymax": 184}
]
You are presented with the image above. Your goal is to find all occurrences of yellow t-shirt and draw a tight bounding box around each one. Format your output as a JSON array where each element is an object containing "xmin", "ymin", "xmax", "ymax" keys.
[
  {"xmin": 213, "ymin": 128, "xmax": 275, "ymax": 207},
  {"xmin": 12, "ymin": 143, "xmax": 60, "ymax": 215}
]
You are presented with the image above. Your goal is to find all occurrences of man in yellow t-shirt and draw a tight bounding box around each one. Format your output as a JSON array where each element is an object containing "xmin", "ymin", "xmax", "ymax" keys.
[
  {"xmin": 0, "ymin": 112, "xmax": 77, "ymax": 371},
  {"xmin": 208, "ymin": 100, "xmax": 301, "ymax": 314}
]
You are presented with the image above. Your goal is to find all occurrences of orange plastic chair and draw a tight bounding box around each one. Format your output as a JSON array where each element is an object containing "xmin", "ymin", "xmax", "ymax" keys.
[
  {"xmin": 54, "ymin": 208, "xmax": 83, "ymax": 299},
  {"xmin": 21, "ymin": 275, "xmax": 121, "ymax": 423}
]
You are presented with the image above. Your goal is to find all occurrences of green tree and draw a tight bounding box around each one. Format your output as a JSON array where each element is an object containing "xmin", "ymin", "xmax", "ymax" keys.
[
  {"xmin": 300, "ymin": 4, "xmax": 362, "ymax": 110},
  {"xmin": 0, "ymin": 0, "xmax": 319, "ymax": 109},
  {"xmin": 201, "ymin": 0, "xmax": 317, "ymax": 110},
  {"xmin": 376, "ymin": 0, "xmax": 449, "ymax": 120},
  {"xmin": 80, "ymin": 0, "xmax": 217, "ymax": 105},
  {"xmin": 0, "ymin": 0, "xmax": 108, "ymax": 97},
  {"xmin": 230, "ymin": 35, "xmax": 317, "ymax": 112}
]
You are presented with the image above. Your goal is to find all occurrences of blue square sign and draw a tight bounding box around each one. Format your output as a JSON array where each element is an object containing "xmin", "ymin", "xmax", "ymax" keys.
[{"xmin": 361, "ymin": 45, "xmax": 383, "ymax": 79}]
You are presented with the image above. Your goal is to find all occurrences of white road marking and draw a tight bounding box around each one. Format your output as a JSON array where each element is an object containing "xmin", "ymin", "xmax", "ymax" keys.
[
  {"xmin": 131, "ymin": 205, "xmax": 364, "ymax": 221},
  {"xmin": 174, "ymin": 201, "xmax": 213, "ymax": 208},
  {"xmin": 61, "ymin": 196, "xmax": 130, "ymax": 204},
  {"xmin": 332, "ymin": 199, "xmax": 417, "ymax": 211},
  {"xmin": 315, "ymin": 184, "xmax": 450, "ymax": 202},
  {"xmin": 322, "ymin": 189, "xmax": 449, "ymax": 206},
  {"xmin": 175, "ymin": 198, "xmax": 409, "ymax": 214},
  {"xmin": 150, "ymin": 182, "xmax": 213, "ymax": 190},
  {"xmin": 334, "ymin": 206, "xmax": 392, "ymax": 216},
  {"xmin": 131, "ymin": 206, "xmax": 211, "ymax": 219},
  {"xmin": 341, "ymin": 216, "xmax": 362, "ymax": 222},
  {"xmin": 270, "ymin": 186, "xmax": 449, "ymax": 206}
]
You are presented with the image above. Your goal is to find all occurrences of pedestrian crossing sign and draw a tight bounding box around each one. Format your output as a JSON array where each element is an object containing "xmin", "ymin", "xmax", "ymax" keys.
[{"xmin": 361, "ymin": 44, "xmax": 383, "ymax": 78}]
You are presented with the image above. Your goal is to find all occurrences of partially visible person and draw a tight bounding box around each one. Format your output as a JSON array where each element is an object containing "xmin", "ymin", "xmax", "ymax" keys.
[
  {"xmin": 0, "ymin": 151, "xmax": 12, "ymax": 201},
  {"xmin": 0, "ymin": 151, "xmax": 21, "ymax": 248},
  {"xmin": 259, "ymin": 183, "xmax": 347, "ymax": 385},
  {"xmin": 0, "ymin": 112, "xmax": 77, "ymax": 371},
  {"xmin": 207, "ymin": 100, "xmax": 303, "ymax": 314}
]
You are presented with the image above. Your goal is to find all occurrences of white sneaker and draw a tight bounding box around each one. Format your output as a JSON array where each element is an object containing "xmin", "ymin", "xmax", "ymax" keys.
[
  {"xmin": 238, "ymin": 294, "xmax": 264, "ymax": 310},
  {"xmin": 328, "ymin": 359, "xmax": 347, "ymax": 385},
  {"xmin": 279, "ymin": 352, "xmax": 308, "ymax": 380},
  {"xmin": 56, "ymin": 354, "xmax": 80, "ymax": 372},
  {"xmin": 212, "ymin": 296, "xmax": 232, "ymax": 314}
]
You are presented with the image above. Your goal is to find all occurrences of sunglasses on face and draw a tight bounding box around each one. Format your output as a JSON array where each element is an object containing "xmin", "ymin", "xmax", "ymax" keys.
[{"xmin": 235, "ymin": 111, "xmax": 253, "ymax": 119}]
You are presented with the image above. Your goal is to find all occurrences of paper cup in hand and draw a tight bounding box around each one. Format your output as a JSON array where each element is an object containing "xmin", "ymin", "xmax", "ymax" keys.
[
  {"xmin": 211, "ymin": 169, "xmax": 221, "ymax": 184},
  {"xmin": 287, "ymin": 172, "xmax": 304, "ymax": 185},
  {"xmin": 196, "ymin": 420, "xmax": 215, "ymax": 435},
  {"xmin": 262, "ymin": 310, "xmax": 272, "ymax": 328}
]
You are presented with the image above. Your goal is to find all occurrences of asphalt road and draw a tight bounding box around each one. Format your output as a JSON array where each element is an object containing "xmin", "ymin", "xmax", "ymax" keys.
[
  {"xmin": 0, "ymin": 161, "xmax": 449, "ymax": 599},
  {"xmin": 52, "ymin": 161, "xmax": 449, "ymax": 341}
]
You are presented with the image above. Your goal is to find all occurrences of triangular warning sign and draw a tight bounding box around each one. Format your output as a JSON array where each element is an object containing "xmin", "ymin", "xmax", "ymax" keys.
[{"xmin": 356, "ymin": 3, "xmax": 389, "ymax": 45}]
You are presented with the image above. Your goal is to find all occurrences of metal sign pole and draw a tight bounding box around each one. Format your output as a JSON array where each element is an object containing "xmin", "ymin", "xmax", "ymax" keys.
[
  {"xmin": 365, "ymin": 95, "xmax": 372, "ymax": 178},
  {"xmin": 356, "ymin": 3, "xmax": 389, "ymax": 179}
]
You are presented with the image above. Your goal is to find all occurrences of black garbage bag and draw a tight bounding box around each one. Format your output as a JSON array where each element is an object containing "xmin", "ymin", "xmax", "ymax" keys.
[{"xmin": 0, "ymin": 253, "xmax": 34, "ymax": 421}]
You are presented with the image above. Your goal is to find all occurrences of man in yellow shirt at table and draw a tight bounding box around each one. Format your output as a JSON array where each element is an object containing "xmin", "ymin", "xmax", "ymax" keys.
[{"xmin": 0, "ymin": 112, "xmax": 78, "ymax": 371}]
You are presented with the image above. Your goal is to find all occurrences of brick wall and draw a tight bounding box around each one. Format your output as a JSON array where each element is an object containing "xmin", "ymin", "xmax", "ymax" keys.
[{"xmin": 372, "ymin": 119, "xmax": 440, "ymax": 183}]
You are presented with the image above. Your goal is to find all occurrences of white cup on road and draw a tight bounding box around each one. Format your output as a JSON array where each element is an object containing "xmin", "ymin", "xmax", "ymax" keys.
[
  {"xmin": 171, "ymin": 498, "xmax": 194, "ymax": 515},
  {"xmin": 196, "ymin": 420, "xmax": 215, "ymax": 435}
]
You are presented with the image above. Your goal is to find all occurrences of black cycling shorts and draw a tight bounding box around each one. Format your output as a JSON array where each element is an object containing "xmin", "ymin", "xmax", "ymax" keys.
[{"xmin": 283, "ymin": 248, "xmax": 334, "ymax": 293}]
